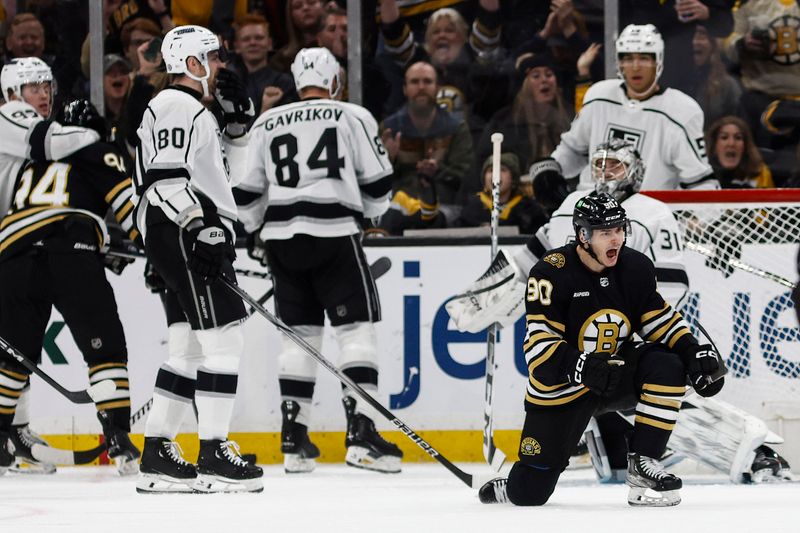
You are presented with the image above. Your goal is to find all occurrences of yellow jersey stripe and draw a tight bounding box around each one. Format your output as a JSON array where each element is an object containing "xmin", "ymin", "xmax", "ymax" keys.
[{"xmin": 635, "ymin": 414, "xmax": 675, "ymax": 431}]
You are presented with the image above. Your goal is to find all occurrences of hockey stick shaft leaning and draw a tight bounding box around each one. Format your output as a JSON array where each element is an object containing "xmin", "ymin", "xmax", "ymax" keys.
[
  {"xmin": 482, "ymin": 133, "xmax": 506, "ymax": 472},
  {"xmin": 221, "ymin": 275, "xmax": 476, "ymax": 489},
  {"xmin": 685, "ymin": 241, "xmax": 796, "ymax": 289},
  {"xmin": 105, "ymin": 248, "xmax": 271, "ymax": 280},
  {"xmin": 0, "ymin": 334, "xmax": 115, "ymax": 405}
]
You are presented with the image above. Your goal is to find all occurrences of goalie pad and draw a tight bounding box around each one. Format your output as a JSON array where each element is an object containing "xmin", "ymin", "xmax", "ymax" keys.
[
  {"xmin": 668, "ymin": 392, "xmax": 770, "ymax": 483},
  {"xmin": 445, "ymin": 249, "xmax": 526, "ymax": 333}
]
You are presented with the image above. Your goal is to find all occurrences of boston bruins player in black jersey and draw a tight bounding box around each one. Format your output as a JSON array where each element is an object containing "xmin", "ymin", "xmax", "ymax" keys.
[
  {"xmin": 478, "ymin": 192, "xmax": 724, "ymax": 507},
  {"xmin": 0, "ymin": 99, "xmax": 141, "ymax": 476}
]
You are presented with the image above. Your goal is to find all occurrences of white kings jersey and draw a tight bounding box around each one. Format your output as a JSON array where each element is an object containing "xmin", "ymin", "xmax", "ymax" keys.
[
  {"xmin": 521, "ymin": 190, "xmax": 689, "ymax": 309},
  {"xmin": 133, "ymin": 86, "xmax": 247, "ymax": 239},
  {"xmin": 237, "ymin": 98, "xmax": 393, "ymax": 240},
  {"xmin": 552, "ymin": 79, "xmax": 719, "ymax": 191},
  {"xmin": 0, "ymin": 100, "xmax": 99, "ymax": 216}
]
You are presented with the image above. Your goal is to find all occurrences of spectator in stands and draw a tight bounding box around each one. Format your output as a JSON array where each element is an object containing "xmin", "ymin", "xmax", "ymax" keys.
[
  {"xmin": 103, "ymin": 54, "xmax": 133, "ymax": 147},
  {"xmin": 379, "ymin": 0, "xmax": 508, "ymax": 127},
  {"xmin": 169, "ymin": 0, "xmax": 247, "ymax": 40},
  {"xmin": 707, "ymin": 116, "xmax": 774, "ymax": 189},
  {"xmin": 375, "ymin": 0, "xmax": 473, "ymax": 43},
  {"xmin": 122, "ymin": 36, "xmax": 169, "ymax": 153},
  {"xmin": 120, "ymin": 18, "xmax": 162, "ymax": 73},
  {"xmin": 692, "ymin": 24, "xmax": 741, "ymax": 127},
  {"xmin": 228, "ymin": 13, "xmax": 295, "ymax": 119},
  {"xmin": 270, "ymin": 0, "xmax": 325, "ymax": 73},
  {"xmin": 381, "ymin": 61, "xmax": 475, "ymax": 221},
  {"xmin": 529, "ymin": 157, "xmax": 571, "ymax": 218},
  {"xmin": 477, "ymin": 50, "xmax": 573, "ymax": 178},
  {"xmin": 458, "ymin": 152, "xmax": 547, "ymax": 235},
  {"xmin": 376, "ymin": 172, "xmax": 447, "ymax": 236},
  {"xmin": 725, "ymin": 0, "xmax": 800, "ymax": 158},
  {"xmin": 317, "ymin": 4, "xmax": 347, "ymax": 61},
  {"xmin": 105, "ymin": 0, "xmax": 174, "ymax": 54}
]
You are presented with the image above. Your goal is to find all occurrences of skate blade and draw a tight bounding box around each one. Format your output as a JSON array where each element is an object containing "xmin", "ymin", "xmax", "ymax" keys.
[
  {"xmin": 627, "ymin": 487, "xmax": 681, "ymax": 507},
  {"xmin": 284, "ymin": 454, "xmax": 316, "ymax": 474},
  {"xmin": 193, "ymin": 473, "xmax": 263, "ymax": 493},
  {"xmin": 345, "ymin": 446, "xmax": 402, "ymax": 474},
  {"xmin": 136, "ymin": 473, "xmax": 197, "ymax": 494},
  {"xmin": 10, "ymin": 459, "xmax": 56, "ymax": 475},
  {"xmin": 113, "ymin": 455, "xmax": 140, "ymax": 476}
]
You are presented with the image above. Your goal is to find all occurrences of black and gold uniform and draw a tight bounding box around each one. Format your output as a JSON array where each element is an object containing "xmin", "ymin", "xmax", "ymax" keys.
[{"xmin": 0, "ymin": 140, "xmax": 139, "ymax": 451}]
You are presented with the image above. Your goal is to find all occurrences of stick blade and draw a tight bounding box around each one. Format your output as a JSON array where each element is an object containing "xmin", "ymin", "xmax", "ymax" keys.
[
  {"xmin": 486, "ymin": 447, "xmax": 507, "ymax": 472},
  {"xmin": 369, "ymin": 256, "xmax": 392, "ymax": 279},
  {"xmin": 86, "ymin": 379, "xmax": 117, "ymax": 403}
]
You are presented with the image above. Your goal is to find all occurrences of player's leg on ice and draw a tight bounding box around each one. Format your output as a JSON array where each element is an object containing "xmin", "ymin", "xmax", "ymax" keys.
[{"xmin": 9, "ymin": 387, "xmax": 56, "ymax": 474}]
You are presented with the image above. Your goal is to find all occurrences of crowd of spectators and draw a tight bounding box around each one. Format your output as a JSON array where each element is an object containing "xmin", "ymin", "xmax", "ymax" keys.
[{"xmin": 1, "ymin": 0, "xmax": 799, "ymax": 237}]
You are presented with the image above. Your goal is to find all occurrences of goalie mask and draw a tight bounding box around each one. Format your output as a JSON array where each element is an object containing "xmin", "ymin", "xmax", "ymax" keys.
[
  {"xmin": 573, "ymin": 192, "xmax": 631, "ymax": 246},
  {"xmin": 161, "ymin": 25, "xmax": 222, "ymax": 97},
  {"xmin": 1, "ymin": 57, "xmax": 55, "ymax": 116},
  {"xmin": 590, "ymin": 139, "xmax": 645, "ymax": 202},
  {"xmin": 291, "ymin": 47, "xmax": 341, "ymax": 98}
]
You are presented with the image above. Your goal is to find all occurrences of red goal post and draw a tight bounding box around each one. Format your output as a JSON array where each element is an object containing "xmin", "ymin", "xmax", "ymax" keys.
[{"xmin": 641, "ymin": 188, "xmax": 800, "ymax": 433}]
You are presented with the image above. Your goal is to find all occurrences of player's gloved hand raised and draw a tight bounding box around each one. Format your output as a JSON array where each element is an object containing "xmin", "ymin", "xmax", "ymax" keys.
[
  {"xmin": 682, "ymin": 343, "xmax": 722, "ymax": 393},
  {"xmin": 215, "ymin": 68, "xmax": 254, "ymax": 138},
  {"xmin": 568, "ymin": 351, "xmax": 625, "ymax": 396},
  {"xmin": 246, "ymin": 231, "xmax": 268, "ymax": 268},
  {"xmin": 185, "ymin": 220, "xmax": 235, "ymax": 281}
]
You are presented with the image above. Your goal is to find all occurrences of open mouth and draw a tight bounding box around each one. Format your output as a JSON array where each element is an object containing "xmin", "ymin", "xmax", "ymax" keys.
[
  {"xmin": 111, "ymin": 80, "xmax": 126, "ymax": 90},
  {"xmin": 606, "ymin": 248, "xmax": 619, "ymax": 261}
]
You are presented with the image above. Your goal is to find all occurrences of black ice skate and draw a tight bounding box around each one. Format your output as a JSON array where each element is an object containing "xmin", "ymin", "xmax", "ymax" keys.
[
  {"xmin": 281, "ymin": 400, "xmax": 320, "ymax": 474},
  {"xmin": 137, "ymin": 437, "xmax": 197, "ymax": 494},
  {"xmin": 0, "ymin": 433, "xmax": 12, "ymax": 476},
  {"xmin": 98, "ymin": 412, "xmax": 140, "ymax": 476},
  {"xmin": 194, "ymin": 439, "xmax": 263, "ymax": 493},
  {"xmin": 744, "ymin": 445, "xmax": 794, "ymax": 483},
  {"xmin": 478, "ymin": 477, "xmax": 509, "ymax": 504},
  {"xmin": 626, "ymin": 452, "xmax": 682, "ymax": 507},
  {"xmin": 343, "ymin": 397, "xmax": 403, "ymax": 473},
  {"xmin": 9, "ymin": 424, "xmax": 56, "ymax": 474}
]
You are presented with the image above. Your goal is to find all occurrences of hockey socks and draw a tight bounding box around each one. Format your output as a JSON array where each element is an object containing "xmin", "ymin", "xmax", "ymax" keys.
[
  {"xmin": 146, "ymin": 364, "xmax": 197, "ymax": 439},
  {"xmin": 195, "ymin": 367, "xmax": 238, "ymax": 440}
]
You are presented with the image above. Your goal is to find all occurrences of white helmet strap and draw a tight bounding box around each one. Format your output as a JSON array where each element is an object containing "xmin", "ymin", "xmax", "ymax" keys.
[{"xmin": 183, "ymin": 54, "xmax": 210, "ymax": 97}]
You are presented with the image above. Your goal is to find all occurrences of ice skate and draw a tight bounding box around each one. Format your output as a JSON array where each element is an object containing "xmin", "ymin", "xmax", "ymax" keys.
[
  {"xmin": 0, "ymin": 433, "xmax": 12, "ymax": 476},
  {"xmin": 281, "ymin": 400, "xmax": 320, "ymax": 474},
  {"xmin": 9, "ymin": 424, "xmax": 56, "ymax": 474},
  {"xmin": 194, "ymin": 439, "xmax": 263, "ymax": 493},
  {"xmin": 343, "ymin": 397, "xmax": 402, "ymax": 473},
  {"xmin": 137, "ymin": 437, "xmax": 197, "ymax": 493},
  {"xmin": 98, "ymin": 411, "xmax": 140, "ymax": 476},
  {"xmin": 478, "ymin": 477, "xmax": 509, "ymax": 504},
  {"xmin": 626, "ymin": 452, "xmax": 682, "ymax": 507},
  {"xmin": 744, "ymin": 445, "xmax": 794, "ymax": 483}
]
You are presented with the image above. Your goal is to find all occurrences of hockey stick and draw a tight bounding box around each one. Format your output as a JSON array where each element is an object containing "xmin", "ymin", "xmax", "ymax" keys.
[
  {"xmin": 220, "ymin": 274, "xmax": 477, "ymax": 489},
  {"xmin": 482, "ymin": 132, "xmax": 507, "ymax": 472},
  {"xmin": 105, "ymin": 248, "xmax": 271, "ymax": 280},
  {"xmin": 22, "ymin": 440, "xmax": 107, "ymax": 466},
  {"xmin": 685, "ymin": 241, "xmax": 796, "ymax": 289},
  {"xmin": 0, "ymin": 334, "xmax": 116, "ymax": 405}
]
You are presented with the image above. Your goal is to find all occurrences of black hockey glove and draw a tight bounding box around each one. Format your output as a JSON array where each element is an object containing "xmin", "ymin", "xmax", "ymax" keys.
[
  {"xmin": 144, "ymin": 261, "xmax": 166, "ymax": 293},
  {"xmin": 246, "ymin": 231, "xmax": 268, "ymax": 268},
  {"xmin": 186, "ymin": 222, "xmax": 235, "ymax": 281},
  {"xmin": 568, "ymin": 351, "xmax": 625, "ymax": 396},
  {"xmin": 103, "ymin": 253, "xmax": 133, "ymax": 275},
  {"xmin": 681, "ymin": 343, "xmax": 722, "ymax": 393},
  {"xmin": 215, "ymin": 68, "xmax": 255, "ymax": 138}
]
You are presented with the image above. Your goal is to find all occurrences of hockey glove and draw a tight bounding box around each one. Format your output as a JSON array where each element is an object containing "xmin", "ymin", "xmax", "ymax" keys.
[
  {"xmin": 246, "ymin": 231, "xmax": 269, "ymax": 268},
  {"xmin": 186, "ymin": 223, "xmax": 235, "ymax": 281},
  {"xmin": 568, "ymin": 351, "xmax": 625, "ymax": 396},
  {"xmin": 682, "ymin": 343, "xmax": 722, "ymax": 394},
  {"xmin": 103, "ymin": 253, "xmax": 133, "ymax": 275},
  {"xmin": 144, "ymin": 261, "xmax": 166, "ymax": 293},
  {"xmin": 215, "ymin": 68, "xmax": 255, "ymax": 138}
]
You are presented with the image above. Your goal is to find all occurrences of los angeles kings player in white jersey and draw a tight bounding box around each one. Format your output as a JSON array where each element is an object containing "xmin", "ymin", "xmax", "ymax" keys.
[
  {"xmin": 133, "ymin": 25, "xmax": 262, "ymax": 493},
  {"xmin": 551, "ymin": 24, "xmax": 720, "ymax": 191},
  {"xmin": 238, "ymin": 47, "xmax": 403, "ymax": 474}
]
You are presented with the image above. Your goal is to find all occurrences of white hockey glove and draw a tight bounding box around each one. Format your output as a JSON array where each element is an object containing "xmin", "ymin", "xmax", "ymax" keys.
[
  {"xmin": 215, "ymin": 68, "xmax": 255, "ymax": 139},
  {"xmin": 445, "ymin": 249, "xmax": 526, "ymax": 333}
]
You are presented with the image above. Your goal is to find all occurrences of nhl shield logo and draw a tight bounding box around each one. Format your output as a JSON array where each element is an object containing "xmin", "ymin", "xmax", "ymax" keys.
[
  {"xmin": 336, "ymin": 305, "xmax": 347, "ymax": 318},
  {"xmin": 91, "ymin": 337, "xmax": 103, "ymax": 349},
  {"xmin": 520, "ymin": 437, "xmax": 541, "ymax": 456},
  {"xmin": 600, "ymin": 277, "xmax": 609, "ymax": 287}
]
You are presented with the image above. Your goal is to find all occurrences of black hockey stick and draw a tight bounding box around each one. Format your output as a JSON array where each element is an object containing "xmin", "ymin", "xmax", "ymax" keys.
[
  {"xmin": 221, "ymin": 271, "xmax": 478, "ymax": 489},
  {"xmin": 24, "ymin": 440, "xmax": 107, "ymax": 466},
  {"xmin": 105, "ymin": 248, "xmax": 272, "ymax": 280},
  {"xmin": 0, "ymin": 334, "xmax": 116, "ymax": 405}
]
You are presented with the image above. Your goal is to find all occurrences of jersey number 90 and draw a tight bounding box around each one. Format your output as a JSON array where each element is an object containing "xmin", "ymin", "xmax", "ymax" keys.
[
  {"xmin": 270, "ymin": 128, "xmax": 345, "ymax": 187},
  {"xmin": 527, "ymin": 277, "xmax": 553, "ymax": 306}
]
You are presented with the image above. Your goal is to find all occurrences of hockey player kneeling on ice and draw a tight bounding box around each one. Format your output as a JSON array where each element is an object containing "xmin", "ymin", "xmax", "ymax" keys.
[
  {"xmin": 133, "ymin": 25, "xmax": 262, "ymax": 493},
  {"xmin": 478, "ymin": 193, "xmax": 724, "ymax": 507},
  {"xmin": 237, "ymin": 48, "xmax": 402, "ymax": 474}
]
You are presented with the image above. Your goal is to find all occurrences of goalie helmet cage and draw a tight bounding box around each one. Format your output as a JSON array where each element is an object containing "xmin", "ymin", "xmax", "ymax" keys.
[{"xmin": 642, "ymin": 189, "xmax": 800, "ymax": 444}]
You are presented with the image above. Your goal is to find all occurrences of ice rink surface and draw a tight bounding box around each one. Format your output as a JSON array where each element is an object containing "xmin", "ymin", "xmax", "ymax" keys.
[{"xmin": 2, "ymin": 464, "xmax": 800, "ymax": 533}]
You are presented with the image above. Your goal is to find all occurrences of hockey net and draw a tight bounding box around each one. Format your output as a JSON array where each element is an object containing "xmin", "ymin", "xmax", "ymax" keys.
[{"xmin": 643, "ymin": 189, "xmax": 800, "ymax": 430}]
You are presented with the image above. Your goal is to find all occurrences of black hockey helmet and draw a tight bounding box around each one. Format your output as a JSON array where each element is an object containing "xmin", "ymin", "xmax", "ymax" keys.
[
  {"xmin": 58, "ymin": 99, "xmax": 107, "ymax": 140},
  {"xmin": 573, "ymin": 191, "xmax": 630, "ymax": 244}
]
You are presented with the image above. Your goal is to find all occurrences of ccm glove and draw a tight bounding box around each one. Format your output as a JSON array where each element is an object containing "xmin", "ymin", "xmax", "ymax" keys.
[
  {"xmin": 215, "ymin": 68, "xmax": 255, "ymax": 138},
  {"xmin": 186, "ymin": 223, "xmax": 234, "ymax": 281},
  {"xmin": 568, "ymin": 351, "xmax": 625, "ymax": 396},
  {"xmin": 682, "ymin": 343, "xmax": 722, "ymax": 393}
]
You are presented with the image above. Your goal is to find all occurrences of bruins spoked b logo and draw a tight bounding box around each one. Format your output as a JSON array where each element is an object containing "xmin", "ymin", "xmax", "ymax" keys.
[{"xmin": 578, "ymin": 309, "xmax": 630, "ymax": 354}]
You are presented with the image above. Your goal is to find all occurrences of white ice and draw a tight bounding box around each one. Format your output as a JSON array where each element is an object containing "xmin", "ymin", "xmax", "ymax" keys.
[{"xmin": 2, "ymin": 464, "xmax": 799, "ymax": 533}]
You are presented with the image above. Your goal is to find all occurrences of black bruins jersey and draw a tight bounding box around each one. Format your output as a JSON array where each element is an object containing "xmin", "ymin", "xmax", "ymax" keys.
[
  {"xmin": 523, "ymin": 244, "xmax": 698, "ymax": 408},
  {"xmin": 0, "ymin": 142, "xmax": 138, "ymax": 259}
]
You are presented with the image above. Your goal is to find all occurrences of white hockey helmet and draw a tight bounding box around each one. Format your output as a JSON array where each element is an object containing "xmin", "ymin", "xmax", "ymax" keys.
[
  {"xmin": 291, "ymin": 47, "xmax": 341, "ymax": 98},
  {"xmin": 590, "ymin": 138, "xmax": 645, "ymax": 201},
  {"xmin": 1, "ymin": 57, "xmax": 54, "ymax": 101},
  {"xmin": 615, "ymin": 24, "xmax": 664, "ymax": 82},
  {"xmin": 161, "ymin": 25, "xmax": 221, "ymax": 96}
]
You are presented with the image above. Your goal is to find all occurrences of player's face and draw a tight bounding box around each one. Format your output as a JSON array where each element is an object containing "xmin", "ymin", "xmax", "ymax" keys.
[
  {"xmin": 526, "ymin": 66, "xmax": 557, "ymax": 104},
  {"xmin": 426, "ymin": 18, "xmax": 466, "ymax": 66},
  {"xmin": 589, "ymin": 226, "xmax": 626, "ymax": 268},
  {"xmin": 21, "ymin": 82, "xmax": 52, "ymax": 117},
  {"xmin": 591, "ymin": 156, "xmax": 627, "ymax": 183},
  {"xmin": 204, "ymin": 50, "xmax": 226, "ymax": 94},
  {"xmin": 619, "ymin": 53, "xmax": 656, "ymax": 93},
  {"xmin": 715, "ymin": 124, "xmax": 745, "ymax": 170},
  {"xmin": 235, "ymin": 23, "xmax": 271, "ymax": 64}
]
